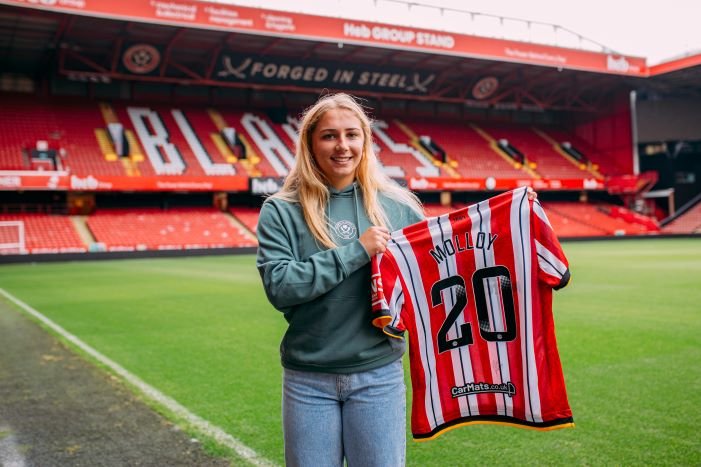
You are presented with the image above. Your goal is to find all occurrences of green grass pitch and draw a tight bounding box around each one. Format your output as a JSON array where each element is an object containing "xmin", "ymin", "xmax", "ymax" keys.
[{"xmin": 1, "ymin": 237, "xmax": 699, "ymax": 465}]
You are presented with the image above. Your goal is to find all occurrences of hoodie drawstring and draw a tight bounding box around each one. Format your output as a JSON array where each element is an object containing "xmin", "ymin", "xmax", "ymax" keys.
[{"xmin": 353, "ymin": 184, "xmax": 362, "ymax": 238}]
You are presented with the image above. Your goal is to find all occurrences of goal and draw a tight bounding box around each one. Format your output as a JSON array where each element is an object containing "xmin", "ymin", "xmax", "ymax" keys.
[{"xmin": 0, "ymin": 220, "xmax": 27, "ymax": 254}]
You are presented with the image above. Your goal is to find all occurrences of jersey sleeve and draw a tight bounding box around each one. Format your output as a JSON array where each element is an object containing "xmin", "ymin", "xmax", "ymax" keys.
[
  {"xmin": 370, "ymin": 252, "xmax": 406, "ymax": 339},
  {"xmin": 532, "ymin": 200, "xmax": 571, "ymax": 290}
]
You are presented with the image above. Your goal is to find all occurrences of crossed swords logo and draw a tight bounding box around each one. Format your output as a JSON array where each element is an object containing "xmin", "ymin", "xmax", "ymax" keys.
[{"xmin": 218, "ymin": 56, "xmax": 435, "ymax": 93}]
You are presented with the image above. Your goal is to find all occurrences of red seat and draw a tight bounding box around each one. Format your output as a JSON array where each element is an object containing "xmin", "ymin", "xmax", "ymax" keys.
[
  {"xmin": 86, "ymin": 207, "xmax": 257, "ymax": 251},
  {"xmin": 0, "ymin": 214, "xmax": 86, "ymax": 254}
]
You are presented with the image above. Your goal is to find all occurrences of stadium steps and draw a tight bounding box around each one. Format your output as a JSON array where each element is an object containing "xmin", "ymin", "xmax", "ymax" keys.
[
  {"xmin": 233, "ymin": 133, "xmax": 263, "ymax": 177},
  {"xmin": 539, "ymin": 127, "xmax": 625, "ymax": 176},
  {"xmin": 99, "ymin": 102, "xmax": 144, "ymax": 164},
  {"xmin": 124, "ymin": 130, "xmax": 145, "ymax": 162},
  {"xmin": 208, "ymin": 109, "xmax": 263, "ymax": 177},
  {"xmin": 210, "ymin": 133, "xmax": 238, "ymax": 163},
  {"xmin": 121, "ymin": 155, "xmax": 141, "ymax": 176},
  {"xmin": 531, "ymin": 128, "xmax": 604, "ymax": 179},
  {"xmin": 393, "ymin": 119, "xmax": 460, "ymax": 178},
  {"xmin": 99, "ymin": 102, "xmax": 119, "ymax": 124},
  {"xmin": 94, "ymin": 129, "xmax": 118, "ymax": 161},
  {"xmin": 71, "ymin": 215, "xmax": 97, "ymax": 246},
  {"xmin": 372, "ymin": 120, "xmax": 439, "ymax": 178},
  {"xmin": 229, "ymin": 207, "xmax": 260, "ymax": 236},
  {"xmin": 469, "ymin": 123, "xmax": 541, "ymax": 178},
  {"xmin": 663, "ymin": 199, "xmax": 701, "ymax": 234},
  {"xmin": 499, "ymin": 125, "xmax": 589, "ymax": 179},
  {"xmin": 402, "ymin": 119, "xmax": 526, "ymax": 179},
  {"xmin": 225, "ymin": 211, "xmax": 258, "ymax": 243}
]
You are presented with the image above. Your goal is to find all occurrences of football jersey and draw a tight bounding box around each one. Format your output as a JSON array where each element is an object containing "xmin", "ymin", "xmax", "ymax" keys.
[{"xmin": 371, "ymin": 187, "xmax": 574, "ymax": 440}]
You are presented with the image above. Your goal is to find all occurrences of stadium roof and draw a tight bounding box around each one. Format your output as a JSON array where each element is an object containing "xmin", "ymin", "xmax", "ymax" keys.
[{"xmin": 1, "ymin": 1, "xmax": 699, "ymax": 112}]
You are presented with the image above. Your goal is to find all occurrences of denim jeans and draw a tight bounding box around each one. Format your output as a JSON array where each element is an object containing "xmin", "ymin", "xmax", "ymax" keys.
[{"xmin": 282, "ymin": 358, "xmax": 406, "ymax": 467}]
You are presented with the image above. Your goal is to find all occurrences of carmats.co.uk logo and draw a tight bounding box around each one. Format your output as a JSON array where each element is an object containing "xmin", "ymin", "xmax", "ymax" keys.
[{"xmin": 451, "ymin": 382, "xmax": 517, "ymax": 398}]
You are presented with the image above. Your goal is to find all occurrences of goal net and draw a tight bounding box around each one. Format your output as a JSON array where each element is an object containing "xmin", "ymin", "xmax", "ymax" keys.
[{"xmin": 0, "ymin": 220, "xmax": 26, "ymax": 254}]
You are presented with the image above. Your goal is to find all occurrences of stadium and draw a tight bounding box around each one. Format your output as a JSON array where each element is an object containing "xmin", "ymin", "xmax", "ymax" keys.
[{"xmin": 0, "ymin": 0, "xmax": 699, "ymax": 465}]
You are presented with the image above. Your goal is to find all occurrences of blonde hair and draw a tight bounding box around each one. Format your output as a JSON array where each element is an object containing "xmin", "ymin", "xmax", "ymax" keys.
[{"xmin": 273, "ymin": 93, "xmax": 423, "ymax": 249}]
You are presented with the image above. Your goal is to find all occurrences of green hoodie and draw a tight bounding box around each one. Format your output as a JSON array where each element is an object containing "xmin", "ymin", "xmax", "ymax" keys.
[{"xmin": 256, "ymin": 182, "xmax": 423, "ymax": 373}]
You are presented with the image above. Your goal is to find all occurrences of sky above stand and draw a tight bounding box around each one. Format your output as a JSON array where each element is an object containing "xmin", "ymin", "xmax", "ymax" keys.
[{"xmin": 208, "ymin": 0, "xmax": 701, "ymax": 65}]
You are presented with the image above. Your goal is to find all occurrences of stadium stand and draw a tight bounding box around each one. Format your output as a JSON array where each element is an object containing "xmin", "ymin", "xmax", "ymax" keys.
[
  {"xmin": 0, "ymin": 213, "xmax": 87, "ymax": 254},
  {"xmin": 478, "ymin": 123, "xmax": 590, "ymax": 179},
  {"xmin": 538, "ymin": 206, "xmax": 609, "ymax": 238},
  {"xmin": 371, "ymin": 119, "xmax": 446, "ymax": 179},
  {"xmin": 85, "ymin": 208, "xmax": 256, "ymax": 252},
  {"xmin": 539, "ymin": 128, "xmax": 625, "ymax": 176},
  {"xmin": 419, "ymin": 200, "xmax": 657, "ymax": 238},
  {"xmin": 605, "ymin": 205, "xmax": 660, "ymax": 232},
  {"xmin": 0, "ymin": 96, "xmax": 126, "ymax": 175},
  {"xmin": 217, "ymin": 109, "xmax": 293, "ymax": 178},
  {"xmin": 422, "ymin": 203, "xmax": 465, "ymax": 218},
  {"xmin": 0, "ymin": 90, "xmax": 668, "ymax": 256},
  {"xmin": 0, "ymin": 0, "xmax": 697, "ymax": 261},
  {"xmin": 662, "ymin": 200, "xmax": 701, "ymax": 234},
  {"xmin": 400, "ymin": 119, "xmax": 529, "ymax": 179},
  {"xmin": 543, "ymin": 202, "xmax": 656, "ymax": 237},
  {"xmin": 0, "ymin": 95, "xmax": 626, "ymax": 183},
  {"xmin": 229, "ymin": 207, "xmax": 260, "ymax": 235}
]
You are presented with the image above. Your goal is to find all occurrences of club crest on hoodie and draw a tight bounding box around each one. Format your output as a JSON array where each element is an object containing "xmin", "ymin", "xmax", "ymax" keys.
[{"xmin": 333, "ymin": 219, "xmax": 357, "ymax": 240}]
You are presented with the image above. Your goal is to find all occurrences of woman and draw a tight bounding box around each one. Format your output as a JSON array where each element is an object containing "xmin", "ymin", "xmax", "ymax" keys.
[{"xmin": 256, "ymin": 93, "xmax": 424, "ymax": 466}]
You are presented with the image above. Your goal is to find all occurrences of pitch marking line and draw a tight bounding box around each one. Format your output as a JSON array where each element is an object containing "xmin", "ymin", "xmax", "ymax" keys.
[
  {"xmin": 0, "ymin": 425, "xmax": 27, "ymax": 467},
  {"xmin": 0, "ymin": 288, "xmax": 276, "ymax": 467}
]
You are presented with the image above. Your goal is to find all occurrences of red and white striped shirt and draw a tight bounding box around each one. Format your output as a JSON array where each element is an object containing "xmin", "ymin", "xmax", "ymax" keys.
[{"xmin": 371, "ymin": 187, "xmax": 574, "ymax": 440}]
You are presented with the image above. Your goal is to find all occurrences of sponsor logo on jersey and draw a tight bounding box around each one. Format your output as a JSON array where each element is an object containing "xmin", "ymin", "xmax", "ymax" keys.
[{"xmin": 451, "ymin": 381, "xmax": 516, "ymax": 398}]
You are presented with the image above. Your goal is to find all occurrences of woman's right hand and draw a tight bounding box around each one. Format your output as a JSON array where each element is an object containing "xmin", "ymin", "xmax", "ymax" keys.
[{"xmin": 359, "ymin": 226, "xmax": 391, "ymax": 256}]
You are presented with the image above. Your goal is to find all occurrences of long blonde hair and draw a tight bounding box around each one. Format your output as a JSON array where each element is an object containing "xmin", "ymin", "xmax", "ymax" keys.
[{"xmin": 273, "ymin": 93, "xmax": 423, "ymax": 248}]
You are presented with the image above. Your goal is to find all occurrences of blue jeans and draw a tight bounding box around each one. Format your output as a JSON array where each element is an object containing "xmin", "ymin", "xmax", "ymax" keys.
[{"xmin": 282, "ymin": 358, "xmax": 406, "ymax": 467}]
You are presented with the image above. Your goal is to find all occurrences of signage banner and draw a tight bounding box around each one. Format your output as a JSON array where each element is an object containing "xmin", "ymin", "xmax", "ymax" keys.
[
  {"xmin": 249, "ymin": 176, "xmax": 285, "ymax": 195},
  {"xmin": 0, "ymin": 171, "xmax": 69, "ymax": 190},
  {"xmin": 408, "ymin": 177, "xmax": 606, "ymax": 191},
  {"xmin": 0, "ymin": 171, "xmax": 249, "ymax": 192},
  {"xmin": 216, "ymin": 53, "xmax": 436, "ymax": 94},
  {"xmin": 0, "ymin": 0, "xmax": 648, "ymax": 76},
  {"xmin": 0, "ymin": 171, "xmax": 608, "ymax": 192},
  {"xmin": 648, "ymin": 53, "xmax": 701, "ymax": 76}
]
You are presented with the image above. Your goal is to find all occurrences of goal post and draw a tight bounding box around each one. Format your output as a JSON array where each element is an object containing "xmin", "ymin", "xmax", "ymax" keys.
[{"xmin": 0, "ymin": 220, "xmax": 27, "ymax": 254}]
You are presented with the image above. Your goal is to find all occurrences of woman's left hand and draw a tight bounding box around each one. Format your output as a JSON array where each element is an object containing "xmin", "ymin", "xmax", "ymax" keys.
[{"xmin": 527, "ymin": 187, "xmax": 538, "ymax": 201}]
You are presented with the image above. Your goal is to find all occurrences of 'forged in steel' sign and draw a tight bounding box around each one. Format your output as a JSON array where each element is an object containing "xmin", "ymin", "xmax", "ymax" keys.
[{"xmin": 216, "ymin": 53, "xmax": 436, "ymax": 95}]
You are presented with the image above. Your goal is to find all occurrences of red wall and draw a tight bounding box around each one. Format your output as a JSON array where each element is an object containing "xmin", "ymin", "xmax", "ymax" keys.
[{"xmin": 572, "ymin": 92, "xmax": 634, "ymax": 175}]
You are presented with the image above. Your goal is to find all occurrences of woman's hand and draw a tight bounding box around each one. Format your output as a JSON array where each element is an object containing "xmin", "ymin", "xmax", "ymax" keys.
[
  {"xmin": 527, "ymin": 187, "xmax": 538, "ymax": 201},
  {"xmin": 359, "ymin": 226, "xmax": 391, "ymax": 256}
]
